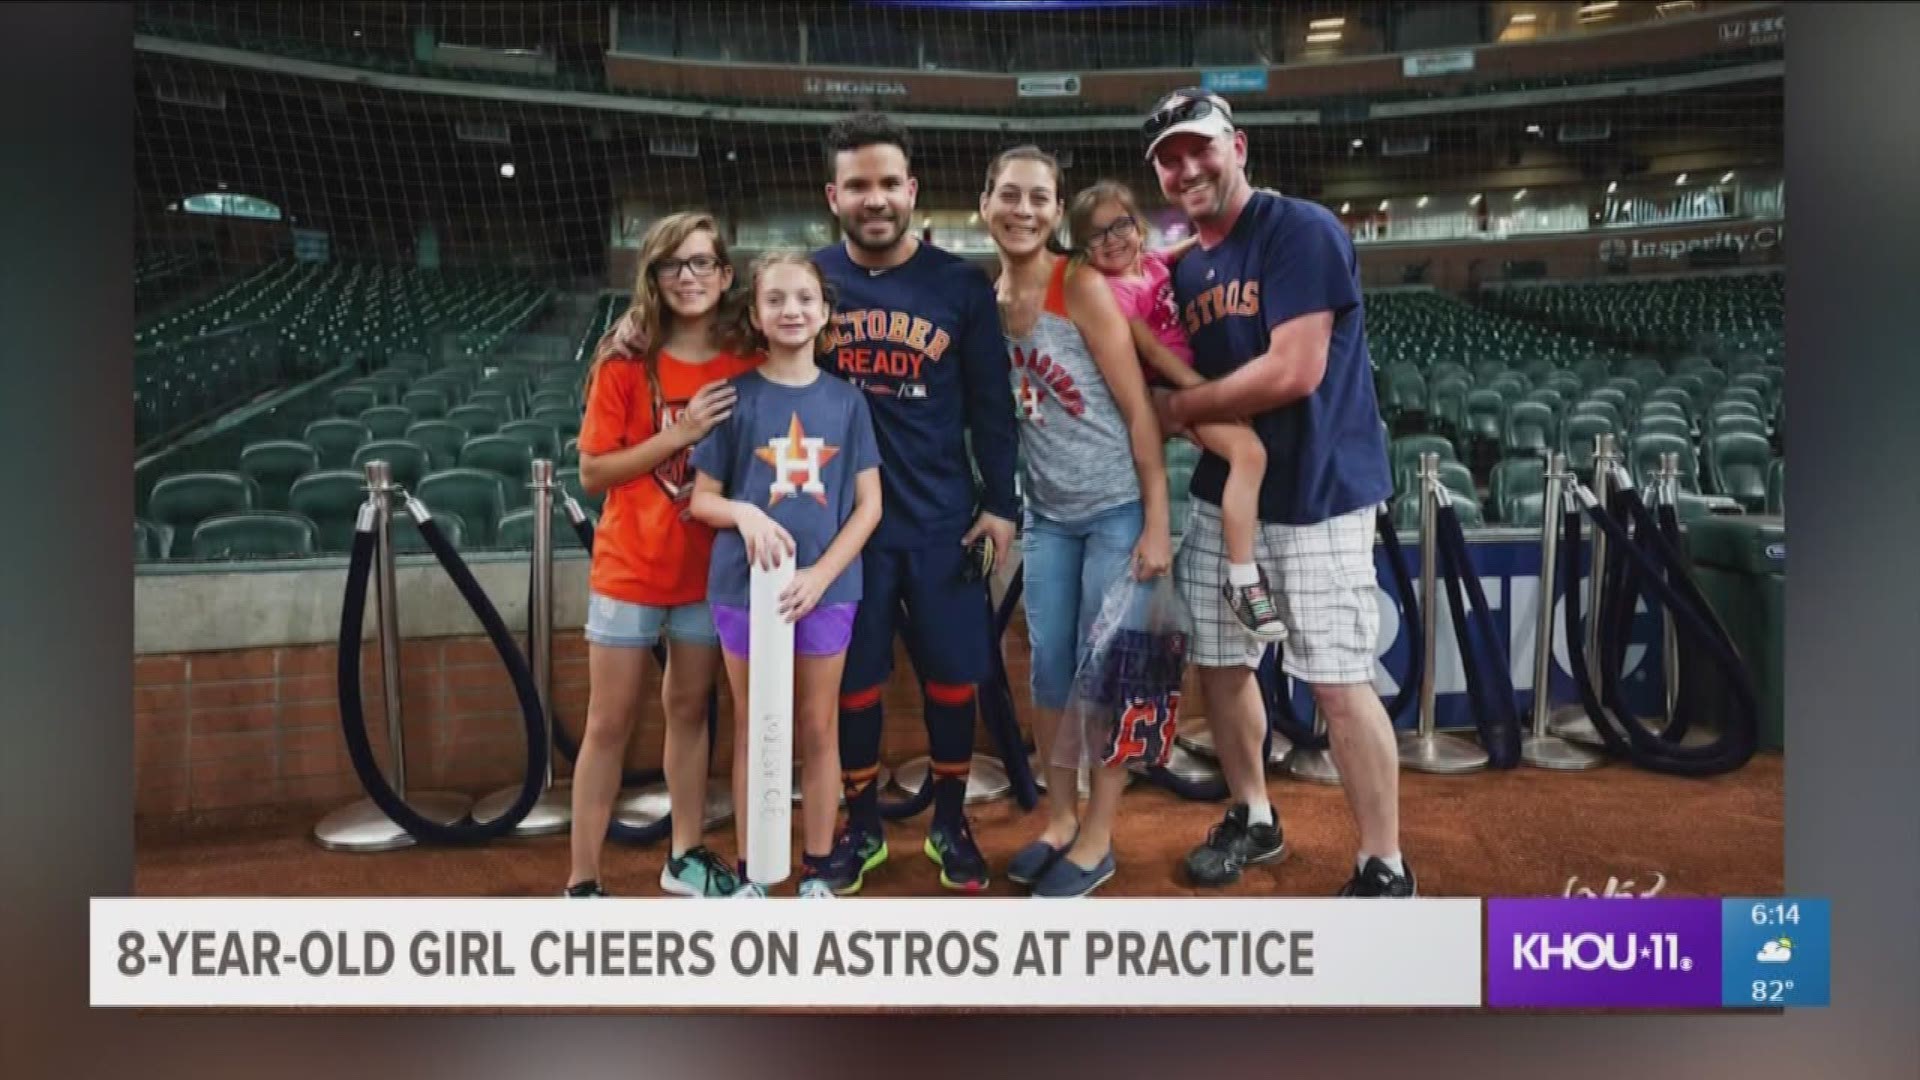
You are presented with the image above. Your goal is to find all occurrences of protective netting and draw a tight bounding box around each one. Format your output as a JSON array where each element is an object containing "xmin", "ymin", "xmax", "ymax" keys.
[{"xmin": 132, "ymin": 0, "xmax": 1784, "ymax": 562}]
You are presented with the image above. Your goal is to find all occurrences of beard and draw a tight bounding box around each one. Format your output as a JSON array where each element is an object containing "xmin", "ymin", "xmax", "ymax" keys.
[{"xmin": 840, "ymin": 209, "xmax": 908, "ymax": 253}]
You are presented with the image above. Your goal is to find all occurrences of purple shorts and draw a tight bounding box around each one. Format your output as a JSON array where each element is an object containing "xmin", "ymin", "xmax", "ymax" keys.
[{"xmin": 712, "ymin": 602, "xmax": 858, "ymax": 660}]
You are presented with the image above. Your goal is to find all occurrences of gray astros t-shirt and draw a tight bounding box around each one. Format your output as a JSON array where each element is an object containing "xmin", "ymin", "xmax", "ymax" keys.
[{"xmin": 1005, "ymin": 258, "xmax": 1142, "ymax": 522}]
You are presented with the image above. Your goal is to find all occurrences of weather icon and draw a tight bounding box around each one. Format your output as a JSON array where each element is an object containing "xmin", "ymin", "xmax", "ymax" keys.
[{"xmin": 1756, "ymin": 938, "xmax": 1793, "ymax": 964}]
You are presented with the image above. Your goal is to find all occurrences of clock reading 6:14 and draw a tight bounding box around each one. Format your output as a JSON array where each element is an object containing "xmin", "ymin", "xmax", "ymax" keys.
[{"xmin": 1750, "ymin": 902, "xmax": 1801, "ymax": 926}]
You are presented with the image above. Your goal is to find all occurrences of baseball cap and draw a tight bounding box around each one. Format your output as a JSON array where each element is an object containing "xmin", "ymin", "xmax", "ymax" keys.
[{"xmin": 1142, "ymin": 88, "xmax": 1236, "ymax": 161}]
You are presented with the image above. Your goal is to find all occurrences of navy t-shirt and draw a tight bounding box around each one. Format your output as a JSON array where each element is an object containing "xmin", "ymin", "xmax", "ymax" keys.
[
  {"xmin": 689, "ymin": 369, "xmax": 882, "ymax": 610},
  {"xmin": 811, "ymin": 241, "xmax": 1021, "ymax": 549},
  {"xmin": 1172, "ymin": 190, "xmax": 1392, "ymax": 526}
]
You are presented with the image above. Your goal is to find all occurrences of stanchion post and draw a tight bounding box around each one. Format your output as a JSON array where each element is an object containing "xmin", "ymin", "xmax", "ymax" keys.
[
  {"xmin": 1656, "ymin": 452, "xmax": 1683, "ymax": 725},
  {"xmin": 473, "ymin": 458, "xmax": 572, "ymax": 835},
  {"xmin": 1523, "ymin": 453, "xmax": 1604, "ymax": 770},
  {"xmin": 1399, "ymin": 453, "xmax": 1489, "ymax": 773},
  {"xmin": 1550, "ymin": 433, "xmax": 1616, "ymax": 750},
  {"xmin": 370, "ymin": 460, "xmax": 409, "ymax": 797},
  {"xmin": 313, "ymin": 461, "xmax": 469, "ymax": 852}
]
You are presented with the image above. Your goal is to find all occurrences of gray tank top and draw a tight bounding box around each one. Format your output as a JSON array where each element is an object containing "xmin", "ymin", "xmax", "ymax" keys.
[{"xmin": 1004, "ymin": 258, "xmax": 1141, "ymax": 522}]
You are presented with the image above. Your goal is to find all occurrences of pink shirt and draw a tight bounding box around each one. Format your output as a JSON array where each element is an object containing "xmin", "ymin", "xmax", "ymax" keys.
[{"xmin": 1101, "ymin": 250, "xmax": 1192, "ymax": 382}]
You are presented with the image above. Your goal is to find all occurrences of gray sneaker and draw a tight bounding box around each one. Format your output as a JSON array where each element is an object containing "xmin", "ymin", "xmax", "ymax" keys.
[{"xmin": 1223, "ymin": 570, "xmax": 1289, "ymax": 642}]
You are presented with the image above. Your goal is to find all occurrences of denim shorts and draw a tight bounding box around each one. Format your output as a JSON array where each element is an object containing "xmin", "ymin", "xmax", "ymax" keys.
[
  {"xmin": 1021, "ymin": 499, "xmax": 1144, "ymax": 710},
  {"xmin": 583, "ymin": 592, "xmax": 719, "ymax": 649}
]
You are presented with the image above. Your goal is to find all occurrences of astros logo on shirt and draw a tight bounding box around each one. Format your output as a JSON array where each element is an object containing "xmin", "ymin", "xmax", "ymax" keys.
[
  {"xmin": 756, "ymin": 412, "xmax": 838, "ymax": 506},
  {"xmin": 1015, "ymin": 374, "xmax": 1044, "ymax": 425},
  {"xmin": 653, "ymin": 400, "xmax": 694, "ymax": 501}
]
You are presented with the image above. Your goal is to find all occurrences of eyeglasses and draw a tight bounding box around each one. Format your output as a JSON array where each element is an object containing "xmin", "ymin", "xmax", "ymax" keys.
[
  {"xmin": 1083, "ymin": 215, "xmax": 1139, "ymax": 247},
  {"xmin": 653, "ymin": 254, "xmax": 723, "ymax": 280},
  {"xmin": 1142, "ymin": 91, "xmax": 1228, "ymax": 139}
]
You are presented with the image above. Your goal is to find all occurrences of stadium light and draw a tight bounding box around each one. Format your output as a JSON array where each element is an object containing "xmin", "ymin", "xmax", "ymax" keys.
[
  {"xmin": 1416, "ymin": 195, "xmax": 1429, "ymax": 208},
  {"xmin": 500, "ymin": 162, "xmax": 516, "ymax": 179},
  {"xmin": 1607, "ymin": 180, "xmax": 1618, "ymax": 193},
  {"xmin": 1309, "ymin": 18, "xmax": 1346, "ymax": 30},
  {"xmin": 1469, "ymin": 193, "xmax": 1483, "ymax": 205},
  {"xmin": 1509, "ymin": 12, "xmax": 1537, "ymax": 24},
  {"xmin": 1675, "ymin": 172, "xmax": 1688, "ymax": 185},
  {"xmin": 1721, "ymin": 171, "xmax": 1736, "ymax": 183}
]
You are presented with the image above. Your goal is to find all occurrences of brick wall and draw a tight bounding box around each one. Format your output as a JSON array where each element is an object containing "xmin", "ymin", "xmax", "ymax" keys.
[{"xmin": 134, "ymin": 613, "xmax": 1064, "ymax": 821}]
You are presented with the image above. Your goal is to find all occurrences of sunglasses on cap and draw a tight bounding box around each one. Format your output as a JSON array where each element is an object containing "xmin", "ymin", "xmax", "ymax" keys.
[{"xmin": 1141, "ymin": 89, "xmax": 1232, "ymax": 139}]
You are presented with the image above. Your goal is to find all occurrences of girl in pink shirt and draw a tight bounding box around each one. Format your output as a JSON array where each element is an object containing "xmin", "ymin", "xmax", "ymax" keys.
[{"xmin": 1070, "ymin": 180, "xmax": 1285, "ymax": 643}]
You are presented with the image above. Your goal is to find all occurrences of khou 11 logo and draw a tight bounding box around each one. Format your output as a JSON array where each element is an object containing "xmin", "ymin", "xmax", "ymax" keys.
[{"xmin": 1487, "ymin": 899, "xmax": 1723, "ymax": 1008}]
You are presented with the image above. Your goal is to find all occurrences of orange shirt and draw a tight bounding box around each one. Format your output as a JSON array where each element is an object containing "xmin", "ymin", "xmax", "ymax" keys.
[{"xmin": 578, "ymin": 348, "xmax": 762, "ymax": 608}]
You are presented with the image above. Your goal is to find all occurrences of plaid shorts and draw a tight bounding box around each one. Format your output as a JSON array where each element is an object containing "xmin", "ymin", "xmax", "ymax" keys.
[{"xmin": 1173, "ymin": 499, "xmax": 1382, "ymax": 683}]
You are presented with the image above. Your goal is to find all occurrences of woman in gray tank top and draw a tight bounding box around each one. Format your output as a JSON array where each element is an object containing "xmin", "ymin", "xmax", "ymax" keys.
[{"xmin": 982, "ymin": 145, "xmax": 1172, "ymax": 899}]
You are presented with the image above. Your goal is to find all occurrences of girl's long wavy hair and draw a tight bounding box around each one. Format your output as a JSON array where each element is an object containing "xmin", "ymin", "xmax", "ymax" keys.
[{"xmin": 586, "ymin": 210, "xmax": 747, "ymax": 407}]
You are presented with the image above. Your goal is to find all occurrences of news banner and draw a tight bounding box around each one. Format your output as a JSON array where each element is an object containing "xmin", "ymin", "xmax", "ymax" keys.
[{"xmin": 89, "ymin": 896, "xmax": 1829, "ymax": 1010}]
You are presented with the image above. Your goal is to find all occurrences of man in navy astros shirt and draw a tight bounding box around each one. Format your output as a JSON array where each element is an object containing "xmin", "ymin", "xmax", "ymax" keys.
[
  {"xmin": 808, "ymin": 112, "xmax": 1021, "ymax": 895},
  {"xmin": 1142, "ymin": 89, "xmax": 1414, "ymax": 898}
]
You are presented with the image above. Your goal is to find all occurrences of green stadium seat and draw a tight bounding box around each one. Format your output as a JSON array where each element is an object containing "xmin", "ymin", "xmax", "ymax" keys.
[
  {"xmin": 331, "ymin": 385, "xmax": 380, "ymax": 417},
  {"xmin": 1629, "ymin": 432, "xmax": 1700, "ymax": 492},
  {"xmin": 1570, "ymin": 398, "xmax": 1624, "ymax": 435},
  {"xmin": 1562, "ymin": 413, "xmax": 1615, "ymax": 474},
  {"xmin": 148, "ymin": 471, "xmax": 259, "ymax": 558},
  {"xmin": 1392, "ymin": 487, "xmax": 1484, "ymax": 531},
  {"xmin": 1708, "ymin": 431, "xmax": 1773, "ymax": 511},
  {"xmin": 1434, "ymin": 460, "xmax": 1479, "ymax": 506},
  {"xmin": 351, "ymin": 439, "xmax": 429, "ymax": 491},
  {"xmin": 446, "ymin": 404, "xmax": 502, "ymax": 437},
  {"xmin": 1429, "ymin": 377, "xmax": 1471, "ymax": 436},
  {"xmin": 1489, "ymin": 457, "xmax": 1546, "ymax": 523},
  {"xmin": 416, "ymin": 468, "xmax": 510, "ymax": 546},
  {"xmin": 459, "ymin": 435, "xmax": 535, "ymax": 507},
  {"xmin": 1638, "ymin": 399, "xmax": 1688, "ymax": 424},
  {"xmin": 1464, "ymin": 390, "xmax": 1505, "ymax": 440},
  {"xmin": 288, "ymin": 470, "xmax": 370, "ymax": 552},
  {"xmin": 1718, "ymin": 386, "xmax": 1767, "ymax": 414},
  {"xmin": 1708, "ymin": 412, "xmax": 1768, "ymax": 440},
  {"xmin": 528, "ymin": 390, "xmax": 576, "ymax": 415},
  {"xmin": 561, "ymin": 437, "xmax": 580, "ymax": 467},
  {"xmin": 1505, "ymin": 492, "xmax": 1546, "ymax": 529},
  {"xmin": 237, "ymin": 440, "xmax": 320, "ymax": 511},
  {"xmin": 359, "ymin": 405, "xmax": 416, "ymax": 440},
  {"xmin": 404, "ymin": 420, "xmax": 467, "ymax": 471},
  {"xmin": 1587, "ymin": 386, "xmax": 1631, "ymax": 420},
  {"xmin": 1634, "ymin": 414, "xmax": 1692, "ymax": 441},
  {"xmin": 497, "ymin": 506, "xmax": 588, "ymax": 550},
  {"xmin": 1646, "ymin": 386, "xmax": 1694, "ymax": 414},
  {"xmin": 190, "ymin": 511, "xmax": 320, "ymax": 560},
  {"xmin": 498, "ymin": 419, "xmax": 561, "ymax": 461},
  {"xmin": 1503, "ymin": 400, "xmax": 1555, "ymax": 458},
  {"xmin": 135, "ymin": 518, "xmax": 171, "ymax": 563},
  {"xmin": 530, "ymin": 406, "xmax": 581, "ymax": 442},
  {"xmin": 1766, "ymin": 458, "xmax": 1784, "ymax": 515},
  {"xmin": 1546, "ymin": 372, "xmax": 1585, "ymax": 401},
  {"xmin": 468, "ymin": 389, "xmax": 520, "ymax": 422},
  {"xmin": 1524, "ymin": 387, "xmax": 1565, "ymax": 417},
  {"xmin": 304, "ymin": 419, "xmax": 372, "ymax": 469},
  {"xmin": 389, "ymin": 508, "xmax": 466, "ymax": 554},
  {"xmin": 401, "ymin": 388, "xmax": 450, "ymax": 419},
  {"xmin": 557, "ymin": 466, "xmax": 602, "ymax": 515},
  {"xmin": 1391, "ymin": 434, "xmax": 1456, "ymax": 493},
  {"xmin": 1488, "ymin": 374, "xmax": 1529, "ymax": 401}
]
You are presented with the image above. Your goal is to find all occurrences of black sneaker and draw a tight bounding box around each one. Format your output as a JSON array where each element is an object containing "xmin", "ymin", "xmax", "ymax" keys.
[
  {"xmin": 1337, "ymin": 857, "xmax": 1418, "ymax": 898},
  {"xmin": 1223, "ymin": 570, "xmax": 1289, "ymax": 643},
  {"xmin": 563, "ymin": 880, "xmax": 608, "ymax": 898},
  {"xmin": 1184, "ymin": 804, "xmax": 1286, "ymax": 886}
]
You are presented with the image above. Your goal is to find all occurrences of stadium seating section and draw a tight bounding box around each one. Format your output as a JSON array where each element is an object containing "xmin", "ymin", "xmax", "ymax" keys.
[
  {"xmin": 135, "ymin": 259, "xmax": 552, "ymax": 448},
  {"xmin": 135, "ymin": 270, "xmax": 1784, "ymax": 562}
]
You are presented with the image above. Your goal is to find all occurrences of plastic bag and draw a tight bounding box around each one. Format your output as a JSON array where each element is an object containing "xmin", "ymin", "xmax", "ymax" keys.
[{"xmin": 1049, "ymin": 572, "xmax": 1194, "ymax": 774}]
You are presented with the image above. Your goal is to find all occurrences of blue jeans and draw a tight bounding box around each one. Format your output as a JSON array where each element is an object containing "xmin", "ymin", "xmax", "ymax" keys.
[{"xmin": 1021, "ymin": 500, "xmax": 1143, "ymax": 710}]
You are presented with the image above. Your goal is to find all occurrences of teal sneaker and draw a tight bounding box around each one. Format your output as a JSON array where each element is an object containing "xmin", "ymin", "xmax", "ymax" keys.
[{"xmin": 660, "ymin": 846, "xmax": 741, "ymax": 898}]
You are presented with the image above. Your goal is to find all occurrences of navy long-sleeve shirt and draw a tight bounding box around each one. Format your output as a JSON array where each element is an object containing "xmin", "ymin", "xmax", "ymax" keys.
[{"xmin": 812, "ymin": 241, "xmax": 1021, "ymax": 550}]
